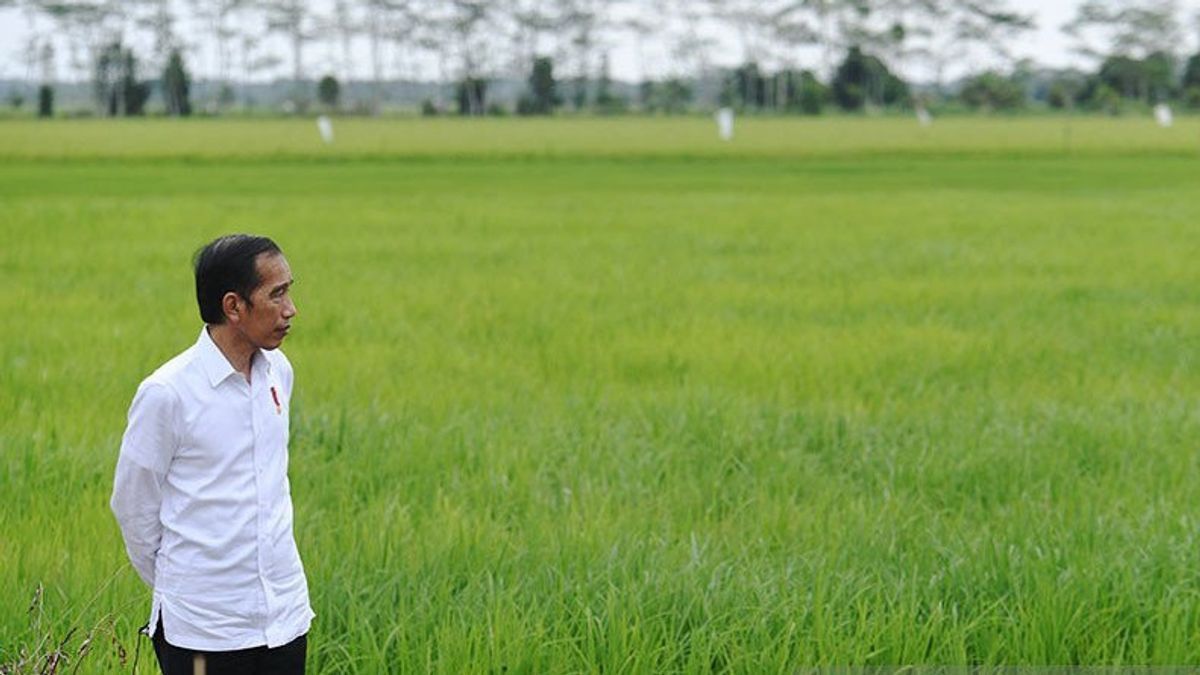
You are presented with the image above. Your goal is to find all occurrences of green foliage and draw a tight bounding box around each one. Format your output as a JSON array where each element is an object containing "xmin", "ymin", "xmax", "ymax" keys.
[
  {"xmin": 94, "ymin": 42, "xmax": 149, "ymax": 117},
  {"xmin": 1185, "ymin": 86, "xmax": 1200, "ymax": 110},
  {"xmin": 1091, "ymin": 52, "xmax": 1174, "ymax": 104},
  {"xmin": 1075, "ymin": 78, "xmax": 1122, "ymax": 114},
  {"xmin": 457, "ymin": 77, "xmax": 487, "ymax": 116},
  {"xmin": 790, "ymin": 70, "xmax": 828, "ymax": 115},
  {"xmin": 727, "ymin": 62, "xmax": 767, "ymax": 111},
  {"xmin": 1046, "ymin": 80, "xmax": 1080, "ymax": 110},
  {"xmin": 593, "ymin": 55, "xmax": 626, "ymax": 115},
  {"xmin": 569, "ymin": 75, "xmax": 588, "ymax": 111},
  {"xmin": 1099, "ymin": 55, "xmax": 1150, "ymax": 100},
  {"xmin": 162, "ymin": 49, "xmax": 191, "ymax": 117},
  {"xmin": 640, "ymin": 79, "xmax": 692, "ymax": 115},
  {"xmin": 1183, "ymin": 53, "xmax": 1200, "ymax": 90},
  {"xmin": 832, "ymin": 46, "xmax": 908, "ymax": 111},
  {"xmin": 720, "ymin": 66, "xmax": 827, "ymax": 115},
  {"xmin": 960, "ymin": 72, "xmax": 1027, "ymax": 111},
  {"xmin": 1140, "ymin": 52, "xmax": 1174, "ymax": 101},
  {"xmin": 593, "ymin": 91, "xmax": 628, "ymax": 115},
  {"xmin": 217, "ymin": 84, "xmax": 236, "ymax": 109},
  {"xmin": 37, "ymin": 85, "xmax": 52, "ymax": 118},
  {"xmin": 316, "ymin": 74, "xmax": 340, "ymax": 110},
  {"xmin": 518, "ymin": 56, "xmax": 558, "ymax": 116}
]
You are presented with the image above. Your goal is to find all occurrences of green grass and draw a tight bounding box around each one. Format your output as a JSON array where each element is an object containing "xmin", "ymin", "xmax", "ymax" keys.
[
  {"xmin": 2, "ymin": 115, "xmax": 1200, "ymax": 159},
  {"xmin": 4, "ymin": 117, "xmax": 1200, "ymax": 672}
]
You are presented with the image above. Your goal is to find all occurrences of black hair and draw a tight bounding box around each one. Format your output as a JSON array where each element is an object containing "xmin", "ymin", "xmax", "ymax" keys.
[{"xmin": 193, "ymin": 234, "xmax": 282, "ymax": 324}]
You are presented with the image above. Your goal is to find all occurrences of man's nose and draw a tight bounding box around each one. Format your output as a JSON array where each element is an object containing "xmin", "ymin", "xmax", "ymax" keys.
[{"xmin": 283, "ymin": 297, "xmax": 297, "ymax": 319}]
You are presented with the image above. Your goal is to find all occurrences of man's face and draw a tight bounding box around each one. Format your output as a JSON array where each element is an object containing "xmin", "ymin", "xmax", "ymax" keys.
[{"xmin": 233, "ymin": 252, "xmax": 296, "ymax": 351}]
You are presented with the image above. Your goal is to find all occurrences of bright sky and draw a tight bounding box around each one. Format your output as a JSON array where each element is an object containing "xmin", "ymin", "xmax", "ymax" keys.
[{"xmin": 0, "ymin": 1, "xmax": 1147, "ymax": 83}]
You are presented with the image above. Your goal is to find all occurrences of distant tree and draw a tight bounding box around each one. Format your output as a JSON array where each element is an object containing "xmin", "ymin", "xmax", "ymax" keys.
[
  {"xmin": 1140, "ymin": 51, "xmax": 1174, "ymax": 101},
  {"xmin": 443, "ymin": 0, "xmax": 496, "ymax": 116},
  {"xmin": 663, "ymin": 79, "xmax": 693, "ymax": 115},
  {"xmin": 119, "ymin": 51, "xmax": 151, "ymax": 116},
  {"xmin": 920, "ymin": 0, "xmax": 1036, "ymax": 89},
  {"xmin": 642, "ymin": 77, "xmax": 691, "ymax": 115},
  {"xmin": 218, "ymin": 84, "xmax": 236, "ymax": 108},
  {"xmin": 762, "ymin": 69, "xmax": 810, "ymax": 114},
  {"xmin": 1094, "ymin": 51, "xmax": 1174, "ymax": 102},
  {"xmin": 95, "ymin": 42, "xmax": 123, "ymax": 116},
  {"xmin": 518, "ymin": 55, "xmax": 558, "ymax": 115},
  {"xmin": 1063, "ymin": 0, "xmax": 1182, "ymax": 63},
  {"xmin": 38, "ymin": 85, "xmax": 53, "ymax": 118},
  {"xmin": 638, "ymin": 80, "xmax": 655, "ymax": 111},
  {"xmin": 1075, "ymin": 77, "xmax": 1122, "ymax": 113},
  {"xmin": 1046, "ymin": 78, "xmax": 1084, "ymax": 109},
  {"xmin": 833, "ymin": 49, "xmax": 868, "ymax": 111},
  {"xmin": 317, "ymin": 75, "xmax": 341, "ymax": 109},
  {"xmin": 1096, "ymin": 55, "xmax": 1145, "ymax": 99},
  {"xmin": 456, "ymin": 77, "xmax": 487, "ymax": 115},
  {"xmin": 1183, "ymin": 52, "xmax": 1200, "ymax": 89},
  {"xmin": 728, "ymin": 62, "xmax": 766, "ymax": 111},
  {"xmin": 35, "ymin": 2, "xmax": 118, "ymax": 84},
  {"xmin": 568, "ymin": 76, "xmax": 586, "ymax": 111},
  {"xmin": 8, "ymin": 91, "xmax": 25, "ymax": 111},
  {"xmin": 327, "ymin": 0, "xmax": 359, "ymax": 83},
  {"xmin": 95, "ymin": 42, "xmax": 150, "ymax": 117},
  {"xmin": 190, "ymin": 0, "xmax": 250, "ymax": 109},
  {"xmin": 138, "ymin": 0, "xmax": 179, "ymax": 69},
  {"xmin": 1182, "ymin": 52, "xmax": 1200, "ymax": 108},
  {"xmin": 162, "ymin": 49, "xmax": 192, "ymax": 116},
  {"xmin": 959, "ymin": 71, "xmax": 1026, "ymax": 110},
  {"xmin": 506, "ymin": 0, "xmax": 558, "ymax": 78},
  {"xmin": 364, "ymin": 0, "xmax": 415, "ymax": 112},
  {"xmin": 704, "ymin": 0, "xmax": 778, "ymax": 70},
  {"xmin": 593, "ymin": 53, "xmax": 627, "ymax": 114},
  {"xmin": 831, "ymin": 46, "xmax": 908, "ymax": 111},
  {"xmin": 262, "ymin": 0, "xmax": 316, "ymax": 106},
  {"xmin": 792, "ymin": 70, "xmax": 828, "ymax": 115},
  {"xmin": 37, "ymin": 40, "xmax": 56, "ymax": 102},
  {"xmin": 560, "ymin": 0, "xmax": 607, "ymax": 112}
]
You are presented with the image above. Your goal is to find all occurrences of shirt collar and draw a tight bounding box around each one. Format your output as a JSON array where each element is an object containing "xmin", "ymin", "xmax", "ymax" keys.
[{"xmin": 197, "ymin": 325, "xmax": 270, "ymax": 388}]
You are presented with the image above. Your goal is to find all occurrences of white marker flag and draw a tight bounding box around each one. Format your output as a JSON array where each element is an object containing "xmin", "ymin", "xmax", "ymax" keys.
[
  {"xmin": 715, "ymin": 107, "xmax": 734, "ymax": 141},
  {"xmin": 1154, "ymin": 103, "xmax": 1173, "ymax": 128},
  {"xmin": 316, "ymin": 115, "xmax": 334, "ymax": 143},
  {"xmin": 916, "ymin": 106, "xmax": 933, "ymax": 128}
]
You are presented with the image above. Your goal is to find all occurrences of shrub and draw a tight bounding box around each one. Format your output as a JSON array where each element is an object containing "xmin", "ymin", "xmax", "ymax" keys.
[
  {"xmin": 37, "ymin": 85, "xmax": 53, "ymax": 117},
  {"xmin": 960, "ymin": 72, "xmax": 1026, "ymax": 111},
  {"xmin": 317, "ymin": 75, "xmax": 340, "ymax": 110}
]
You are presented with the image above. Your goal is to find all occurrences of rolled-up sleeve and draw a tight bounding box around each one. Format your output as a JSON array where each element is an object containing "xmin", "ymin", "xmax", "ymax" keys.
[{"xmin": 110, "ymin": 381, "xmax": 179, "ymax": 587}]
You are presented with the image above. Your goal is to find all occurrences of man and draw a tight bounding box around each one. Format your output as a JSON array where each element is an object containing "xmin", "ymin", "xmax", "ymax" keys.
[{"xmin": 111, "ymin": 234, "xmax": 313, "ymax": 674}]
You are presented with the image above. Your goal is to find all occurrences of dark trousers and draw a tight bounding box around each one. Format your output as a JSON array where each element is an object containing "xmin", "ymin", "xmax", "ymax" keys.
[{"xmin": 152, "ymin": 619, "xmax": 307, "ymax": 675}]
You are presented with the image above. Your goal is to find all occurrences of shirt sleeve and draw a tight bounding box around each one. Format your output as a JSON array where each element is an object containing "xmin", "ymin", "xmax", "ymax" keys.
[{"xmin": 110, "ymin": 380, "xmax": 179, "ymax": 587}]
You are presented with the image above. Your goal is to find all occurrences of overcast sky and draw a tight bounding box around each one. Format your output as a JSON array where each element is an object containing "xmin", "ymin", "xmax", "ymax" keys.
[{"xmin": 0, "ymin": 1, "xmax": 1130, "ymax": 83}]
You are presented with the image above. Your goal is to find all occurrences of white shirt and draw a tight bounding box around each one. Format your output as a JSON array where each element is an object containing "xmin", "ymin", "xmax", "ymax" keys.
[{"xmin": 111, "ymin": 326, "xmax": 314, "ymax": 651}]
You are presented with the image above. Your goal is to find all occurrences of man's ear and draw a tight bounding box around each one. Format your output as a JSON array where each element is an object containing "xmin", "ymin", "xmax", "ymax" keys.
[{"xmin": 222, "ymin": 291, "xmax": 242, "ymax": 324}]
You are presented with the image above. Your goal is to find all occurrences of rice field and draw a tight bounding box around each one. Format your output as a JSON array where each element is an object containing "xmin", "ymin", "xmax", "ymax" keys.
[{"xmin": 3, "ymin": 116, "xmax": 1200, "ymax": 672}]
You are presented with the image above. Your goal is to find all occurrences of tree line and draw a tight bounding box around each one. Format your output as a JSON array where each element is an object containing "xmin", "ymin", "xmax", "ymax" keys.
[{"xmin": 7, "ymin": 0, "xmax": 1200, "ymax": 117}]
